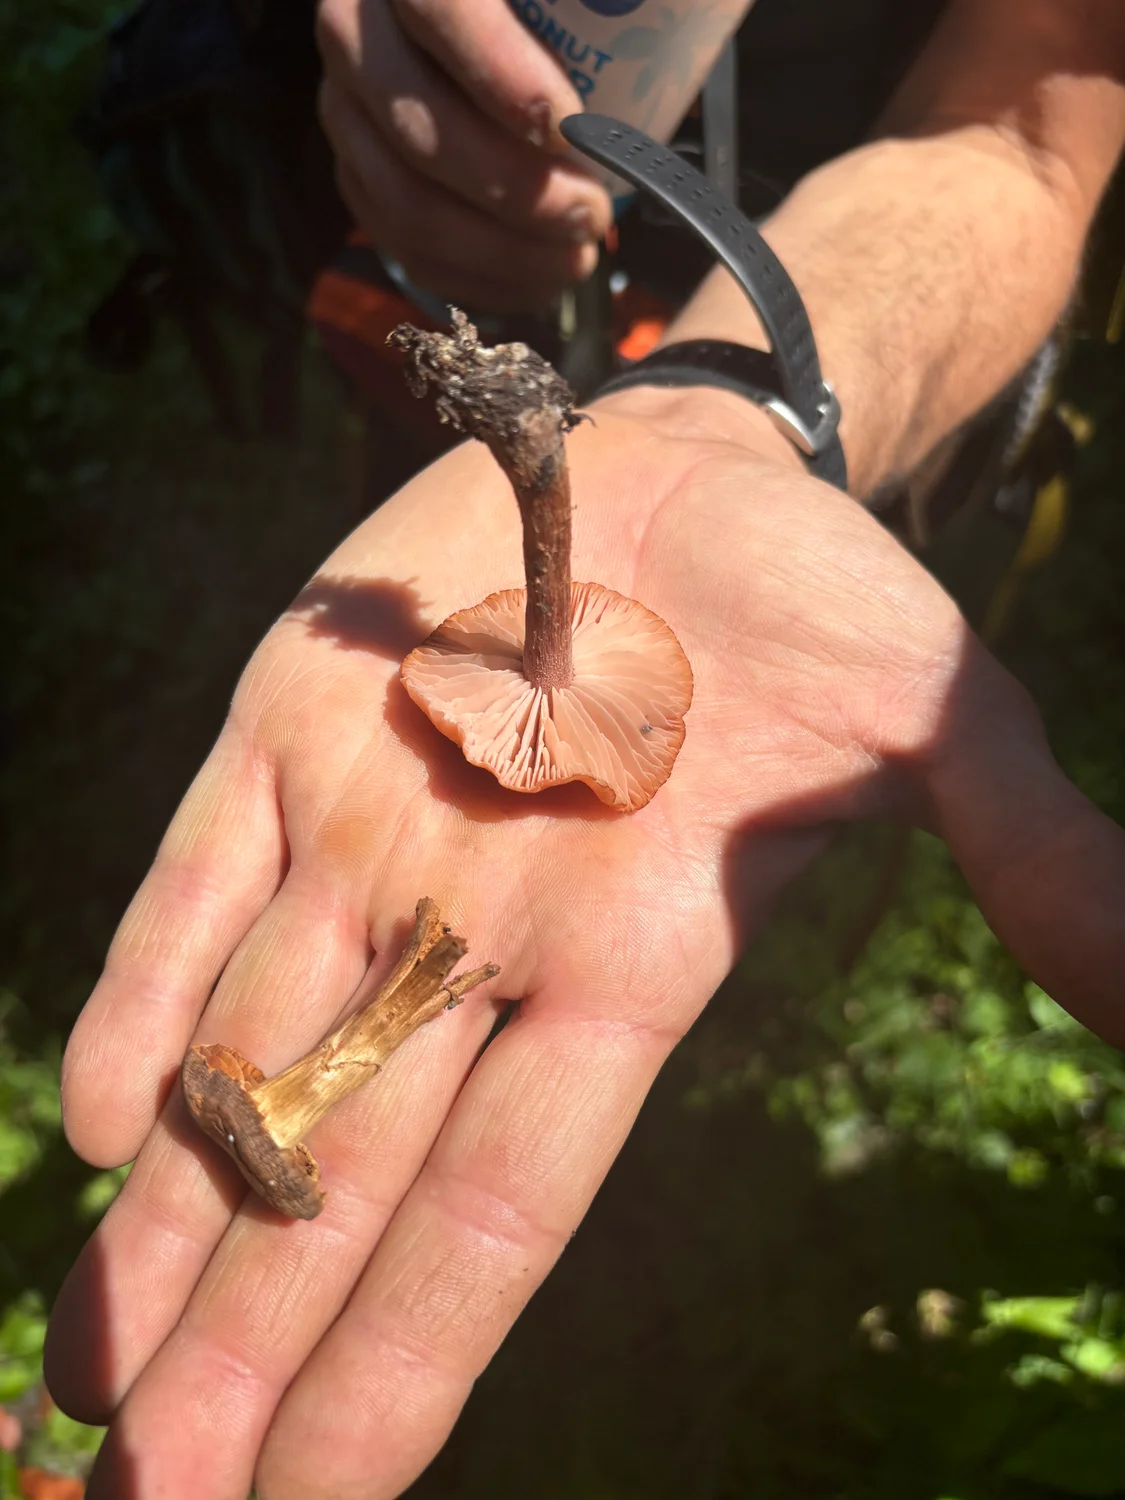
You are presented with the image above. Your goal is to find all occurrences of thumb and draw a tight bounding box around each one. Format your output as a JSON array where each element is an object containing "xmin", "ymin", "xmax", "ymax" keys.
[{"xmin": 926, "ymin": 645, "xmax": 1125, "ymax": 1042}]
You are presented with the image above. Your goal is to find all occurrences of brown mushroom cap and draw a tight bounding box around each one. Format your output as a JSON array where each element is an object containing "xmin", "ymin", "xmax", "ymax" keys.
[
  {"xmin": 401, "ymin": 581, "xmax": 693, "ymax": 813},
  {"xmin": 181, "ymin": 1043, "xmax": 325, "ymax": 1220}
]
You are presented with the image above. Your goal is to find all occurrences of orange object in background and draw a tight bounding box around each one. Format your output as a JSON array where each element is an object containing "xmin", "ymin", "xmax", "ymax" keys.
[
  {"xmin": 615, "ymin": 314, "xmax": 667, "ymax": 362},
  {"xmin": 611, "ymin": 282, "xmax": 673, "ymax": 363},
  {"xmin": 307, "ymin": 232, "xmax": 449, "ymax": 443},
  {"xmin": 17, "ymin": 1470, "xmax": 84, "ymax": 1500},
  {"xmin": 309, "ymin": 230, "xmax": 675, "ymax": 423}
]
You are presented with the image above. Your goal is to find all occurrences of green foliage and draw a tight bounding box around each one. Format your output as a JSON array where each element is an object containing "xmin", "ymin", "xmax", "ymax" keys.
[
  {"xmin": 0, "ymin": 996, "xmax": 61, "ymax": 1193},
  {"xmin": 0, "ymin": 999, "xmax": 110, "ymax": 1478},
  {"xmin": 754, "ymin": 833, "xmax": 1125, "ymax": 1186},
  {"xmin": 24, "ymin": 1404, "xmax": 105, "ymax": 1477},
  {"xmin": 0, "ymin": 1291, "xmax": 104, "ymax": 1492},
  {"xmin": 0, "ymin": 1295, "xmax": 47, "ymax": 1405}
]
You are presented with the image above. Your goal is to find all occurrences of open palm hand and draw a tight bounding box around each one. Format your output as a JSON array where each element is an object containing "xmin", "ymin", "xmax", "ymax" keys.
[{"xmin": 48, "ymin": 393, "xmax": 1125, "ymax": 1498}]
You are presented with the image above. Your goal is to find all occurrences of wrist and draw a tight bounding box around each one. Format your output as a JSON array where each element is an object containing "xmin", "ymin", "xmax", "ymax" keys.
[
  {"xmin": 562, "ymin": 116, "xmax": 847, "ymax": 492},
  {"xmin": 662, "ymin": 123, "xmax": 1106, "ymax": 501},
  {"xmin": 589, "ymin": 382, "xmax": 808, "ymax": 476},
  {"xmin": 759, "ymin": 127, "xmax": 1106, "ymax": 495}
]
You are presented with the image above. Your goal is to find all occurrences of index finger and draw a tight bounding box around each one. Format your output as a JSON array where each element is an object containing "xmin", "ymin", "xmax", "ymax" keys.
[
  {"xmin": 61, "ymin": 726, "xmax": 285, "ymax": 1168},
  {"xmin": 391, "ymin": 0, "xmax": 584, "ymax": 148}
]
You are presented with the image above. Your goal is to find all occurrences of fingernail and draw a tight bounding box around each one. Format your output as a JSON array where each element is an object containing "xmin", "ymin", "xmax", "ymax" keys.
[
  {"xmin": 565, "ymin": 203, "xmax": 596, "ymax": 244},
  {"xmin": 575, "ymin": 242, "xmax": 599, "ymax": 279},
  {"xmin": 527, "ymin": 98, "xmax": 557, "ymax": 150}
]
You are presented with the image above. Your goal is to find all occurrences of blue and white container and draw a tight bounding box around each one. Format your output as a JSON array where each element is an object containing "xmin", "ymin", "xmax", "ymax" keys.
[{"xmin": 509, "ymin": 0, "xmax": 756, "ymax": 196}]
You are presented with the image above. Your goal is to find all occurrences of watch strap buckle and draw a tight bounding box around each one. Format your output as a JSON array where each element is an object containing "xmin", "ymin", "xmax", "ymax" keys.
[{"xmin": 763, "ymin": 382, "xmax": 840, "ymax": 457}]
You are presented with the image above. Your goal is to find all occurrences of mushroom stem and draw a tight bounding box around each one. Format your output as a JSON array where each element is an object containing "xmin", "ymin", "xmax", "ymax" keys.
[
  {"xmin": 492, "ymin": 403, "xmax": 575, "ymax": 689},
  {"xmin": 182, "ymin": 898, "xmax": 500, "ymax": 1219},
  {"xmin": 249, "ymin": 930, "xmax": 480, "ymax": 1146},
  {"xmin": 389, "ymin": 310, "xmax": 582, "ymax": 690}
]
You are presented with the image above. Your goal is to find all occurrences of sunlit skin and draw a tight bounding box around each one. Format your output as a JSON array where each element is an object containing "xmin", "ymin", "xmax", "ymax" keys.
[{"xmin": 47, "ymin": 388, "xmax": 1125, "ymax": 1499}]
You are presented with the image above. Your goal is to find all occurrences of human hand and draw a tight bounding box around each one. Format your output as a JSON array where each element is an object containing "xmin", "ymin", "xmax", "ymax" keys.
[
  {"xmin": 317, "ymin": 0, "xmax": 613, "ymax": 309},
  {"xmin": 48, "ymin": 389, "xmax": 1125, "ymax": 1497}
]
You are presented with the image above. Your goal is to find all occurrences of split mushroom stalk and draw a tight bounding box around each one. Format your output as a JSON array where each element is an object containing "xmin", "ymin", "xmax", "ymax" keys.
[
  {"xmin": 182, "ymin": 898, "xmax": 499, "ymax": 1220},
  {"xmin": 390, "ymin": 311, "xmax": 693, "ymax": 814}
]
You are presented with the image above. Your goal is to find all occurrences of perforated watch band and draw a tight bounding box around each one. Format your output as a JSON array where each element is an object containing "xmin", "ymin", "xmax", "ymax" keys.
[{"xmin": 560, "ymin": 113, "xmax": 847, "ymax": 491}]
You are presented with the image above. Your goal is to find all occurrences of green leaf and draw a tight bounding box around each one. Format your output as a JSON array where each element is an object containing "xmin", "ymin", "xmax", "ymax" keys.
[
  {"xmin": 1046, "ymin": 1059, "xmax": 1090, "ymax": 1103},
  {"xmin": 1061, "ymin": 1337, "xmax": 1125, "ymax": 1382},
  {"xmin": 77, "ymin": 1163, "xmax": 129, "ymax": 1218},
  {"xmin": 961, "ymin": 988, "xmax": 1011, "ymax": 1038},
  {"xmin": 0, "ymin": 1450, "xmax": 20, "ymax": 1500},
  {"xmin": 982, "ymin": 1295, "xmax": 1081, "ymax": 1340},
  {"xmin": 0, "ymin": 1366, "xmax": 34, "ymax": 1402},
  {"xmin": 1007, "ymin": 1353, "xmax": 1074, "ymax": 1388},
  {"xmin": 1007, "ymin": 1147, "xmax": 1050, "ymax": 1187},
  {"xmin": 1028, "ymin": 984, "xmax": 1085, "ymax": 1033},
  {"xmin": 26, "ymin": 1403, "xmax": 106, "ymax": 1471},
  {"xmin": 0, "ymin": 1294, "xmax": 47, "ymax": 1361}
]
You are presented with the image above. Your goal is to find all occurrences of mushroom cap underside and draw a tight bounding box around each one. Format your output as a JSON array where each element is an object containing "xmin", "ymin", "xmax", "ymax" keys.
[
  {"xmin": 401, "ymin": 582, "xmax": 693, "ymax": 813},
  {"xmin": 182, "ymin": 1043, "xmax": 326, "ymax": 1220}
]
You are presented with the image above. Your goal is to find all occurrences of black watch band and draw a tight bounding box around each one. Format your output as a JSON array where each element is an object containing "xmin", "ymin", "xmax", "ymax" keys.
[{"xmin": 560, "ymin": 113, "xmax": 847, "ymax": 491}]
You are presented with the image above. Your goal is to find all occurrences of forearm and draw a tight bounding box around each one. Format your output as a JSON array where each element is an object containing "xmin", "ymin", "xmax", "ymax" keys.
[{"xmin": 665, "ymin": 0, "xmax": 1125, "ymax": 498}]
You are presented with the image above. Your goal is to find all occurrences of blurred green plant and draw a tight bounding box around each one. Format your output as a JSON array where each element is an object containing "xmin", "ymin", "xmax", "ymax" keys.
[
  {"xmin": 0, "ymin": 1292, "xmax": 104, "ymax": 1494},
  {"xmin": 0, "ymin": 990, "xmax": 117, "ymax": 1484},
  {"xmin": 833, "ymin": 1282, "xmax": 1125, "ymax": 1498},
  {"xmin": 0, "ymin": 997, "xmax": 61, "ymax": 1197},
  {"xmin": 745, "ymin": 834, "xmax": 1125, "ymax": 1187}
]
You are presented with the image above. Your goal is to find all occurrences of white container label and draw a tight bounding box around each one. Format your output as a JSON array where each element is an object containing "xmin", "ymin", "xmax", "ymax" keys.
[{"xmin": 509, "ymin": 0, "xmax": 755, "ymax": 146}]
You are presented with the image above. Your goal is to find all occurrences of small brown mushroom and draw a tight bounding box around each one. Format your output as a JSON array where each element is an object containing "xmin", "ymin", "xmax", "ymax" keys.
[
  {"xmin": 390, "ymin": 312, "xmax": 692, "ymax": 813},
  {"xmin": 182, "ymin": 898, "xmax": 499, "ymax": 1219}
]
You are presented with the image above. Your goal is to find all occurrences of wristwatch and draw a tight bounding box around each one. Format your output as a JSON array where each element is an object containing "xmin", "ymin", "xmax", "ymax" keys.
[{"xmin": 560, "ymin": 113, "xmax": 847, "ymax": 492}]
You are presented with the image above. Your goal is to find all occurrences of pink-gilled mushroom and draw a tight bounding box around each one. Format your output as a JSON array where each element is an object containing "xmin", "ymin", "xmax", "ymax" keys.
[
  {"xmin": 182, "ymin": 899, "xmax": 498, "ymax": 1219},
  {"xmin": 390, "ymin": 312, "xmax": 693, "ymax": 814}
]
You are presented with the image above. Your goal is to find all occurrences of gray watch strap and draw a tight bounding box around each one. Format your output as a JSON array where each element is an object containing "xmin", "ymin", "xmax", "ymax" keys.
[{"xmin": 560, "ymin": 112, "xmax": 847, "ymax": 490}]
